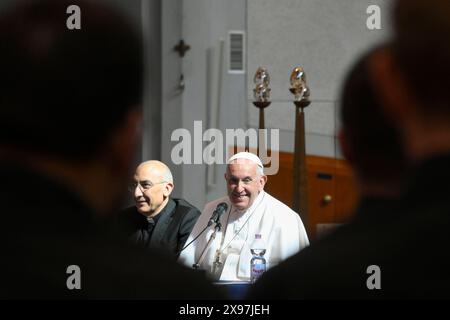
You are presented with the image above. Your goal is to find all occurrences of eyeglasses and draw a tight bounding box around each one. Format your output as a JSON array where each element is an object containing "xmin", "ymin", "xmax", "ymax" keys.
[
  {"xmin": 128, "ymin": 180, "xmax": 166, "ymax": 193},
  {"xmin": 226, "ymin": 176, "xmax": 254, "ymax": 186}
]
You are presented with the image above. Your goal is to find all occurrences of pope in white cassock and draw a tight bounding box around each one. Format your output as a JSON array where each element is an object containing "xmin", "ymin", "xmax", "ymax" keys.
[{"xmin": 178, "ymin": 152, "xmax": 309, "ymax": 281}]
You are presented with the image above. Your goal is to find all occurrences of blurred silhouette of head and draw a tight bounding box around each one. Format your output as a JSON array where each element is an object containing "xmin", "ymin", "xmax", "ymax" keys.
[
  {"xmin": 0, "ymin": 0, "xmax": 142, "ymax": 158},
  {"xmin": 0, "ymin": 0, "xmax": 143, "ymax": 214},
  {"xmin": 340, "ymin": 46, "xmax": 406, "ymax": 196},
  {"xmin": 368, "ymin": 0, "xmax": 450, "ymax": 165},
  {"xmin": 392, "ymin": 0, "xmax": 450, "ymax": 116}
]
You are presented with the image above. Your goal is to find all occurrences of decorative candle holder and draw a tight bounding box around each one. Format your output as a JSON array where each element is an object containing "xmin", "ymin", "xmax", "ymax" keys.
[
  {"xmin": 289, "ymin": 66, "xmax": 311, "ymax": 232},
  {"xmin": 252, "ymin": 67, "xmax": 272, "ymax": 155},
  {"xmin": 253, "ymin": 67, "xmax": 272, "ymax": 111}
]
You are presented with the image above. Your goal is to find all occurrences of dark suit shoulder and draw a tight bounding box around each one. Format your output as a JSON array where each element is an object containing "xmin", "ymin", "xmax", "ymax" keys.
[
  {"xmin": 86, "ymin": 235, "xmax": 222, "ymax": 299},
  {"xmin": 170, "ymin": 198, "xmax": 201, "ymax": 221},
  {"xmin": 248, "ymin": 199, "xmax": 416, "ymax": 299},
  {"xmin": 171, "ymin": 198, "xmax": 200, "ymax": 213},
  {"xmin": 168, "ymin": 198, "xmax": 201, "ymax": 254}
]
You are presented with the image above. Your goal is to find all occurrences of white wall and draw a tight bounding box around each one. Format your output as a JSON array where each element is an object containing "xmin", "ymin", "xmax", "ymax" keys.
[
  {"xmin": 161, "ymin": 0, "xmax": 247, "ymax": 209},
  {"xmin": 141, "ymin": 0, "xmax": 162, "ymax": 162},
  {"xmin": 247, "ymin": 0, "xmax": 392, "ymax": 158}
]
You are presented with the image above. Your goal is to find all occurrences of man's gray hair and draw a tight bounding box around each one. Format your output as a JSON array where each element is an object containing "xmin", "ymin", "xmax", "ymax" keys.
[{"xmin": 161, "ymin": 168, "xmax": 173, "ymax": 183}]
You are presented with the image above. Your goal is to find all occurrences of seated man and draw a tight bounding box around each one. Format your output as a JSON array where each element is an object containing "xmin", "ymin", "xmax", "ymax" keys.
[
  {"xmin": 119, "ymin": 160, "xmax": 201, "ymax": 257},
  {"xmin": 179, "ymin": 152, "xmax": 309, "ymax": 281}
]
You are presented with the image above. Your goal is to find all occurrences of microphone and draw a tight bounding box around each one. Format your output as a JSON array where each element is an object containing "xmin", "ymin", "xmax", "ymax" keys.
[
  {"xmin": 176, "ymin": 202, "xmax": 229, "ymax": 257},
  {"xmin": 207, "ymin": 202, "xmax": 228, "ymax": 227}
]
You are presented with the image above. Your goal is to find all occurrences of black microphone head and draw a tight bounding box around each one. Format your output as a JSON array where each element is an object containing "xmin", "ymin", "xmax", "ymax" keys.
[
  {"xmin": 216, "ymin": 203, "xmax": 227, "ymax": 222},
  {"xmin": 208, "ymin": 202, "xmax": 228, "ymax": 226},
  {"xmin": 217, "ymin": 202, "xmax": 228, "ymax": 213}
]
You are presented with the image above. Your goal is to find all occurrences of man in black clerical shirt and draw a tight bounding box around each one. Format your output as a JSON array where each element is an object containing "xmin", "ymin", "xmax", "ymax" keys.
[{"xmin": 119, "ymin": 161, "xmax": 200, "ymax": 257}]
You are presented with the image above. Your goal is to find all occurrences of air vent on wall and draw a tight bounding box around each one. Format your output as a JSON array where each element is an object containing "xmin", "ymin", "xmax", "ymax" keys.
[{"xmin": 228, "ymin": 30, "xmax": 245, "ymax": 74}]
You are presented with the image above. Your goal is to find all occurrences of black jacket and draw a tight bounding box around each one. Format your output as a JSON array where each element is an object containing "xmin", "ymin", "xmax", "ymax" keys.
[
  {"xmin": 249, "ymin": 154, "xmax": 450, "ymax": 299},
  {"xmin": 0, "ymin": 163, "xmax": 220, "ymax": 299},
  {"xmin": 119, "ymin": 198, "xmax": 201, "ymax": 257}
]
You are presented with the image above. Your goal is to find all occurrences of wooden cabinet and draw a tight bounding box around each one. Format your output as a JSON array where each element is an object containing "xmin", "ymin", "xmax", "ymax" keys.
[{"xmin": 264, "ymin": 152, "xmax": 359, "ymax": 240}]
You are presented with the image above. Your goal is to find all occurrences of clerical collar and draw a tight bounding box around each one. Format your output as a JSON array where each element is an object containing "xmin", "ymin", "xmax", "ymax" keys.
[{"xmin": 146, "ymin": 216, "xmax": 156, "ymax": 225}]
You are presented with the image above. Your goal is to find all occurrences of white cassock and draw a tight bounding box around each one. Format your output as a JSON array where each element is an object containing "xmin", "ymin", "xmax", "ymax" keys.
[{"xmin": 178, "ymin": 191, "xmax": 309, "ymax": 281}]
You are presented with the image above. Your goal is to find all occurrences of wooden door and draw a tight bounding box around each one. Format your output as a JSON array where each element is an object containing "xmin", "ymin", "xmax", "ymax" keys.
[{"xmin": 264, "ymin": 152, "xmax": 359, "ymax": 241}]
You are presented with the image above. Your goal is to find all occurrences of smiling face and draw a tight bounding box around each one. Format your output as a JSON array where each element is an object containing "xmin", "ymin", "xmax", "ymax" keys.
[
  {"xmin": 131, "ymin": 161, "xmax": 174, "ymax": 217},
  {"xmin": 225, "ymin": 159, "xmax": 267, "ymax": 211}
]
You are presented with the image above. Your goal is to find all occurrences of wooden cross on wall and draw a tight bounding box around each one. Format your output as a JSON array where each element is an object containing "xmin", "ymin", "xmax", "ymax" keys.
[{"xmin": 174, "ymin": 39, "xmax": 191, "ymax": 57}]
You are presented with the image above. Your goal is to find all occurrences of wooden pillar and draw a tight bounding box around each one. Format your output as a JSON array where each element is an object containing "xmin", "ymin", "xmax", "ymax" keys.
[
  {"xmin": 253, "ymin": 101, "xmax": 271, "ymax": 154},
  {"xmin": 292, "ymin": 98, "xmax": 310, "ymax": 233}
]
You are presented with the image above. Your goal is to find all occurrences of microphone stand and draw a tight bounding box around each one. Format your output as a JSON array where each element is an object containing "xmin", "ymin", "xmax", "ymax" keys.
[
  {"xmin": 177, "ymin": 216, "xmax": 220, "ymax": 256},
  {"xmin": 193, "ymin": 221, "xmax": 222, "ymax": 269}
]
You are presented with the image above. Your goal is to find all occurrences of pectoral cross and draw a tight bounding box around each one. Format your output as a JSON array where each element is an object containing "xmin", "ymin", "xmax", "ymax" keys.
[{"xmin": 212, "ymin": 249, "xmax": 223, "ymax": 279}]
